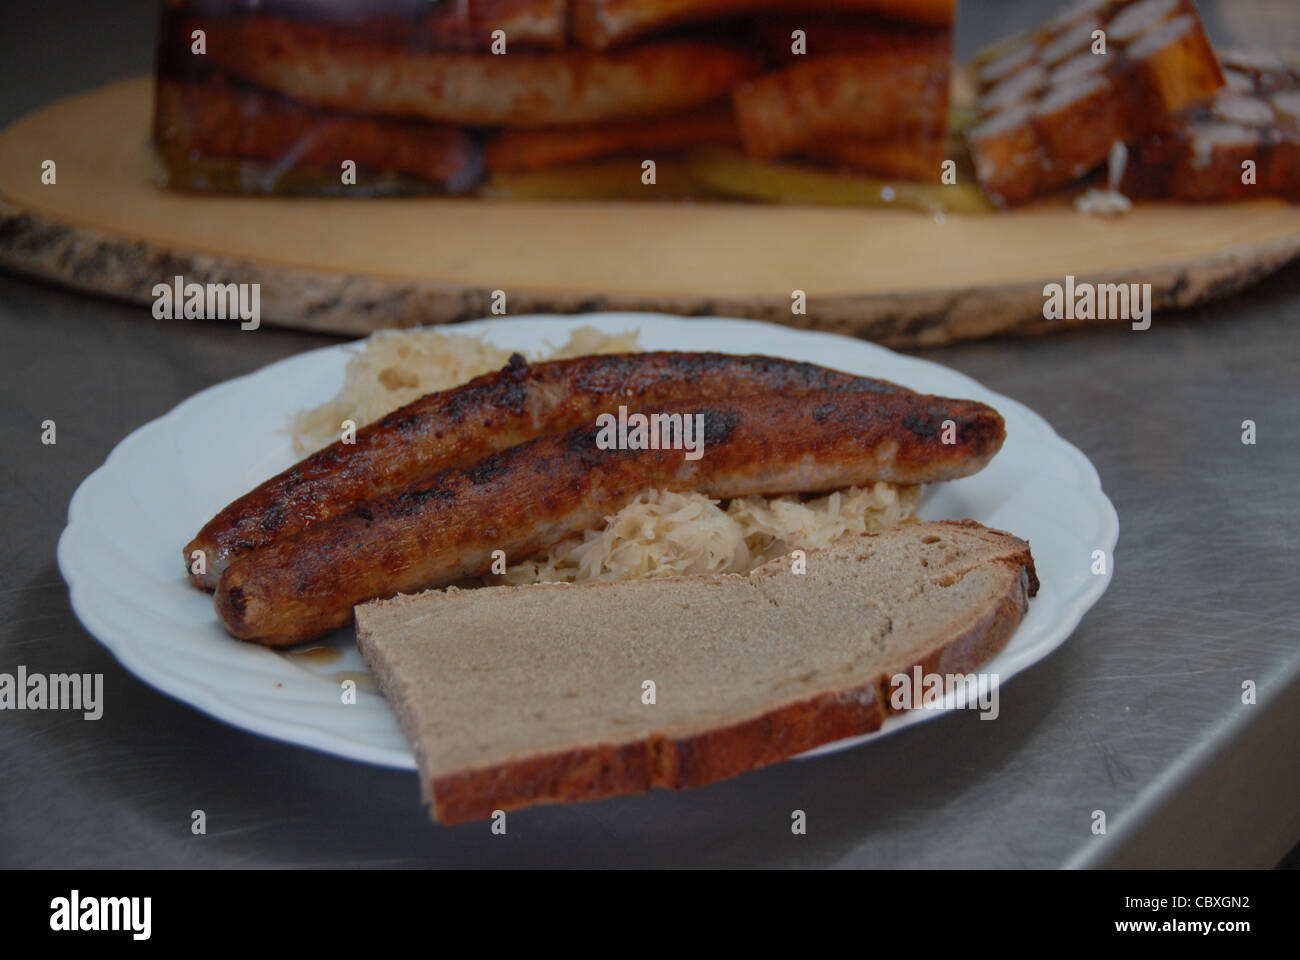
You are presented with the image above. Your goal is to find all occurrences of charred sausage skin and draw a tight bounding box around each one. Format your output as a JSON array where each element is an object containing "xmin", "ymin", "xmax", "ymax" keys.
[
  {"xmin": 185, "ymin": 352, "xmax": 905, "ymax": 589},
  {"xmin": 214, "ymin": 388, "xmax": 1005, "ymax": 646}
]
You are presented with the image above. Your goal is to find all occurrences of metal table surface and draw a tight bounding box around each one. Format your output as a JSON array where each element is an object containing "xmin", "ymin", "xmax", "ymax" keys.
[{"xmin": 1, "ymin": 0, "xmax": 1297, "ymax": 869}]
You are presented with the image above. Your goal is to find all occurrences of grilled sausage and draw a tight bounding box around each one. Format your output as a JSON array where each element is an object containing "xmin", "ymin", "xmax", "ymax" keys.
[
  {"xmin": 185, "ymin": 353, "xmax": 908, "ymax": 589},
  {"xmin": 154, "ymin": 76, "xmax": 482, "ymax": 194},
  {"xmin": 214, "ymin": 388, "xmax": 1006, "ymax": 646},
  {"xmin": 967, "ymin": 0, "xmax": 1223, "ymax": 206},
  {"xmin": 204, "ymin": 20, "xmax": 764, "ymax": 126}
]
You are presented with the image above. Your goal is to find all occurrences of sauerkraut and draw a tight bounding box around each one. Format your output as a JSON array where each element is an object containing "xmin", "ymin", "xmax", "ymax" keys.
[
  {"xmin": 491, "ymin": 484, "xmax": 921, "ymax": 586},
  {"xmin": 289, "ymin": 325, "xmax": 642, "ymax": 455}
]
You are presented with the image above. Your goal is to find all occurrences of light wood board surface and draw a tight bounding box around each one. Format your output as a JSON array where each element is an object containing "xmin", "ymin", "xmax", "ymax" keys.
[{"xmin": 2, "ymin": 76, "xmax": 1299, "ymax": 346}]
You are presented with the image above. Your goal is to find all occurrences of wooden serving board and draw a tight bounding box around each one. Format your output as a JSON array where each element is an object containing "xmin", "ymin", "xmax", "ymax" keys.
[{"xmin": 3, "ymin": 76, "xmax": 1299, "ymax": 347}]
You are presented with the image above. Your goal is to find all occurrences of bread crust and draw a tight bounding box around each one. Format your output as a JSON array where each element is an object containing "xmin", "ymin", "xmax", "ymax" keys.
[
  {"xmin": 432, "ymin": 684, "xmax": 887, "ymax": 824},
  {"xmin": 417, "ymin": 520, "xmax": 1036, "ymax": 824}
]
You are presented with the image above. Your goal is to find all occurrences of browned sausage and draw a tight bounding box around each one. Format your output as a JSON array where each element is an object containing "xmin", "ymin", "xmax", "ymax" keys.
[
  {"xmin": 203, "ymin": 19, "xmax": 764, "ymax": 127},
  {"xmin": 185, "ymin": 353, "xmax": 909, "ymax": 589},
  {"xmin": 154, "ymin": 76, "xmax": 482, "ymax": 194},
  {"xmin": 214, "ymin": 388, "xmax": 1006, "ymax": 646}
]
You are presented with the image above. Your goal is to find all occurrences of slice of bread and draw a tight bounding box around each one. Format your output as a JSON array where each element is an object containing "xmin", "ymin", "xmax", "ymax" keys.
[{"xmin": 356, "ymin": 519, "xmax": 1038, "ymax": 825}]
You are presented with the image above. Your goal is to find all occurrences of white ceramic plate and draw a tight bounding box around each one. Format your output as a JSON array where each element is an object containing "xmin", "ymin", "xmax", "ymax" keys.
[{"xmin": 58, "ymin": 313, "xmax": 1118, "ymax": 769}]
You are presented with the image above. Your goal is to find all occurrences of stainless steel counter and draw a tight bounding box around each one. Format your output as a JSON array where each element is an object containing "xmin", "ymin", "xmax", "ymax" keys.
[{"xmin": 1, "ymin": 0, "xmax": 1297, "ymax": 868}]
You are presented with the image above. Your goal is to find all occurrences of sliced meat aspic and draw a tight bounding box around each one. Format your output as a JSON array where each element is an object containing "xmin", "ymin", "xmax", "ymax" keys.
[
  {"xmin": 185, "ymin": 353, "xmax": 907, "ymax": 589},
  {"xmin": 1125, "ymin": 14, "xmax": 1225, "ymax": 115},
  {"xmin": 570, "ymin": 0, "xmax": 956, "ymax": 49},
  {"xmin": 1127, "ymin": 119, "xmax": 1261, "ymax": 201},
  {"xmin": 1049, "ymin": 48, "xmax": 1107, "ymax": 87},
  {"xmin": 201, "ymin": 17, "xmax": 764, "ymax": 126},
  {"xmin": 1275, "ymin": 90, "xmax": 1300, "ymax": 123},
  {"xmin": 977, "ymin": 41, "xmax": 1039, "ymax": 90},
  {"xmin": 968, "ymin": 103, "xmax": 1042, "ymax": 203},
  {"xmin": 1105, "ymin": 0, "xmax": 1178, "ymax": 43},
  {"xmin": 1031, "ymin": 73, "xmax": 1126, "ymax": 179},
  {"xmin": 214, "ymin": 388, "xmax": 1006, "ymax": 646},
  {"xmin": 1037, "ymin": 17, "xmax": 1100, "ymax": 67},
  {"xmin": 1211, "ymin": 92, "xmax": 1276, "ymax": 126},
  {"xmin": 965, "ymin": 0, "xmax": 1224, "ymax": 206},
  {"xmin": 1046, "ymin": 0, "xmax": 1112, "ymax": 30},
  {"xmin": 981, "ymin": 63, "xmax": 1048, "ymax": 114},
  {"xmin": 154, "ymin": 75, "xmax": 482, "ymax": 193},
  {"xmin": 1123, "ymin": 55, "xmax": 1300, "ymax": 202}
]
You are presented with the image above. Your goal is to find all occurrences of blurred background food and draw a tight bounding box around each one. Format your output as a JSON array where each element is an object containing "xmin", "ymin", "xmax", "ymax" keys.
[
  {"xmin": 0, "ymin": 0, "xmax": 1297, "ymax": 346},
  {"xmin": 147, "ymin": 0, "xmax": 1297, "ymax": 210}
]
